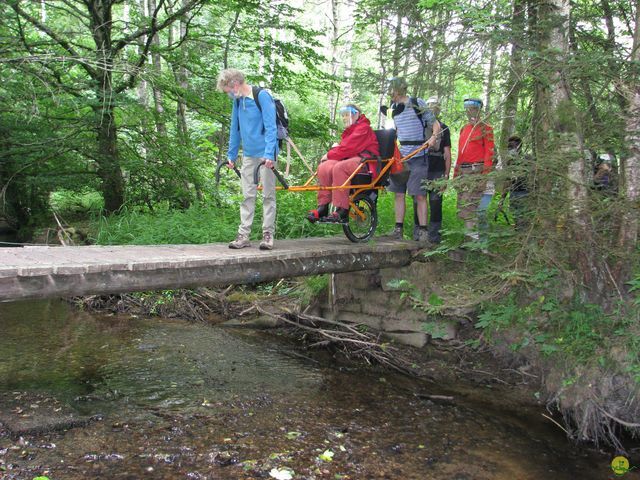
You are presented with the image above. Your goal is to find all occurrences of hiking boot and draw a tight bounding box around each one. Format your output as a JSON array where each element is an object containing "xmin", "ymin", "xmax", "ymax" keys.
[
  {"xmin": 325, "ymin": 208, "xmax": 349, "ymax": 224},
  {"xmin": 412, "ymin": 224, "xmax": 420, "ymax": 241},
  {"xmin": 428, "ymin": 222, "xmax": 442, "ymax": 244},
  {"xmin": 259, "ymin": 231, "xmax": 274, "ymax": 250},
  {"xmin": 416, "ymin": 228, "xmax": 432, "ymax": 246},
  {"xmin": 228, "ymin": 233, "xmax": 250, "ymax": 249},
  {"xmin": 307, "ymin": 204, "xmax": 329, "ymax": 223},
  {"xmin": 388, "ymin": 225, "xmax": 403, "ymax": 240}
]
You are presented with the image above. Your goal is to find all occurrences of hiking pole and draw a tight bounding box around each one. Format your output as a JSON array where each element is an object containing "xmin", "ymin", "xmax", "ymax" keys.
[
  {"xmin": 215, "ymin": 159, "xmax": 241, "ymax": 187},
  {"xmin": 253, "ymin": 161, "xmax": 289, "ymax": 189}
]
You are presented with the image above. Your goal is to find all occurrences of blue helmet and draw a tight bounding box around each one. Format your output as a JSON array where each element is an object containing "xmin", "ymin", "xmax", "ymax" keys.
[{"xmin": 463, "ymin": 98, "xmax": 483, "ymax": 109}]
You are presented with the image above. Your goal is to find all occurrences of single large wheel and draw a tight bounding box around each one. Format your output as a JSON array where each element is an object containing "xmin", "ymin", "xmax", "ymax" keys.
[{"xmin": 343, "ymin": 193, "xmax": 378, "ymax": 242}]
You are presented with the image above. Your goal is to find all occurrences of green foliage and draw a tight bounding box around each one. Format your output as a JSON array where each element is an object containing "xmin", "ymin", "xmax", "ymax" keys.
[
  {"xmin": 93, "ymin": 202, "xmax": 238, "ymax": 245},
  {"xmin": 50, "ymin": 189, "xmax": 104, "ymax": 218},
  {"xmin": 475, "ymin": 287, "xmax": 640, "ymax": 382},
  {"xmin": 627, "ymin": 274, "xmax": 640, "ymax": 306},
  {"xmin": 385, "ymin": 279, "xmax": 447, "ymax": 318},
  {"xmin": 298, "ymin": 275, "xmax": 329, "ymax": 302},
  {"xmin": 421, "ymin": 321, "xmax": 450, "ymax": 339}
]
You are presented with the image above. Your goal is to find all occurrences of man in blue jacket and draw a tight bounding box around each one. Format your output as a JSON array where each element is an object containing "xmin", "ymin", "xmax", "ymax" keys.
[{"xmin": 217, "ymin": 69, "xmax": 278, "ymax": 250}]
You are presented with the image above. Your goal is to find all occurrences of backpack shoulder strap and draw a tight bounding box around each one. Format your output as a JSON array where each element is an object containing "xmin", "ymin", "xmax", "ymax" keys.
[
  {"xmin": 252, "ymin": 86, "xmax": 263, "ymax": 112},
  {"xmin": 409, "ymin": 97, "xmax": 422, "ymax": 118}
]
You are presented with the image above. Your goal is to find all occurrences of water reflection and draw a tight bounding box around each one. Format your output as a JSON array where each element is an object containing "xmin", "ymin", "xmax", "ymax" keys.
[{"xmin": 0, "ymin": 301, "xmax": 322, "ymax": 414}]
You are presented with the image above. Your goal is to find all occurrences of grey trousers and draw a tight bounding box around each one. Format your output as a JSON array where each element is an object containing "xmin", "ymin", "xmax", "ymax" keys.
[{"xmin": 238, "ymin": 156, "xmax": 277, "ymax": 236}]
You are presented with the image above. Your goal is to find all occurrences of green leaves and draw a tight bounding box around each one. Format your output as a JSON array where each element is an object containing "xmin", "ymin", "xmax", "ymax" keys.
[{"xmin": 318, "ymin": 449, "xmax": 334, "ymax": 462}]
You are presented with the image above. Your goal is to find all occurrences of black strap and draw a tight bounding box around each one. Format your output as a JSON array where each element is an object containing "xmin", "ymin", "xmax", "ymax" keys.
[
  {"xmin": 252, "ymin": 86, "xmax": 263, "ymax": 111},
  {"xmin": 399, "ymin": 140, "xmax": 424, "ymax": 146},
  {"xmin": 409, "ymin": 97, "xmax": 423, "ymax": 123},
  {"xmin": 359, "ymin": 150, "xmax": 382, "ymax": 175}
]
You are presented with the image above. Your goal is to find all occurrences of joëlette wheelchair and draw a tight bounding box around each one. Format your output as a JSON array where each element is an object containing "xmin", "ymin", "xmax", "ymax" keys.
[{"xmin": 216, "ymin": 129, "xmax": 430, "ymax": 243}]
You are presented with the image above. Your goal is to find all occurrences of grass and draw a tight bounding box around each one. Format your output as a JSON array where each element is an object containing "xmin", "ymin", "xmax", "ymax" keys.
[{"xmin": 91, "ymin": 188, "xmax": 464, "ymax": 246}]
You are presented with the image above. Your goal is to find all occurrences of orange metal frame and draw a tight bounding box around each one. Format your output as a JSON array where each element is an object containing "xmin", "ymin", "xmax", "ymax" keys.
[{"xmin": 262, "ymin": 140, "xmax": 432, "ymax": 222}]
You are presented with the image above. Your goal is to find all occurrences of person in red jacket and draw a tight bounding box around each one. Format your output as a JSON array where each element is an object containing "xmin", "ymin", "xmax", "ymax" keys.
[
  {"xmin": 454, "ymin": 98, "xmax": 494, "ymax": 239},
  {"xmin": 307, "ymin": 105, "xmax": 380, "ymax": 223}
]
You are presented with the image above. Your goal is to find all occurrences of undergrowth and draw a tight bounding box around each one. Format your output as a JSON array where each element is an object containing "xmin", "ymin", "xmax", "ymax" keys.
[{"xmin": 90, "ymin": 189, "xmax": 461, "ymax": 245}]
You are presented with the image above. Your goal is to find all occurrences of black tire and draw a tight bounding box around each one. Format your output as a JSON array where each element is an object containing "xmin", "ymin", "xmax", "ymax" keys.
[{"xmin": 343, "ymin": 194, "xmax": 378, "ymax": 242}]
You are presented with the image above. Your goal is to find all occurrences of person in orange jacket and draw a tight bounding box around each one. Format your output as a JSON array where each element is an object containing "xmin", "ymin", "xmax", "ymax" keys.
[{"xmin": 454, "ymin": 98, "xmax": 494, "ymax": 240}]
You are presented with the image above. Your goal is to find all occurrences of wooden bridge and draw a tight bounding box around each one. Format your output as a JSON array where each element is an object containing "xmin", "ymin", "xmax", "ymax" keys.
[{"xmin": 0, "ymin": 238, "xmax": 417, "ymax": 302}]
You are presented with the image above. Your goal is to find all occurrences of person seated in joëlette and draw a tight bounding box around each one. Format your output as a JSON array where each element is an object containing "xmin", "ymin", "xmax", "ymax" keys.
[{"xmin": 307, "ymin": 104, "xmax": 380, "ymax": 224}]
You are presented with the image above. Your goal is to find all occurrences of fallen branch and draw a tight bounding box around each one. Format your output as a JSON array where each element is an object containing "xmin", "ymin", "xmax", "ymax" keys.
[
  {"xmin": 542, "ymin": 413, "xmax": 571, "ymax": 436},
  {"xmin": 415, "ymin": 393, "xmax": 455, "ymax": 404},
  {"xmin": 253, "ymin": 304, "xmax": 415, "ymax": 375},
  {"xmin": 597, "ymin": 406, "xmax": 640, "ymax": 429}
]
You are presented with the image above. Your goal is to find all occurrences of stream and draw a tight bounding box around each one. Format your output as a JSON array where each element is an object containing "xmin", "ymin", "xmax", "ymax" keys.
[{"xmin": 0, "ymin": 299, "xmax": 634, "ymax": 479}]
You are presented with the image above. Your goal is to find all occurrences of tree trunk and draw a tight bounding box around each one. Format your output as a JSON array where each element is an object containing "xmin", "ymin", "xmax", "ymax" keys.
[
  {"xmin": 483, "ymin": 4, "xmax": 497, "ymax": 115},
  {"xmin": 89, "ymin": 0, "xmax": 125, "ymax": 213},
  {"xmin": 341, "ymin": 12, "xmax": 356, "ymax": 104},
  {"xmin": 434, "ymin": 9, "xmax": 451, "ymax": 100},
  {"xmin": 176, "ymin": 0, "xmax": 189, "ymax": 144},
  {"xmin": 601, "ymin": 0, "xmax": 627, "ymax": 110},
  {"xmin": 391, "ymin": 11, "xmax": 403, "ymax": 77},
  {"xmin": 222, "ymin": 10, "xmax": 240, "ymax": 69},
  {"xmin": 148, "ymin": 0, "xmax": 167, "ymax": 136},
  {"xmin": 328, "ymin": 0, "xmax": 339, "ymax": 128},
  {"xmin": 568, "ymin": 15, "xmax": 601, "ymax": 139},
  {"xmin": 534, "ymin": 0, "xmax": 611, "ymax": 298},
  {"xmin": 376, "ymin": 18, "xmax": 388, "ymax": 129},
  {"xmin": 499, "ymin": 0, "xmax": 525, "ymax": 157},
  {"xmin": 614, "ymin": 0, "xmax": 640, "ymax": 286}
]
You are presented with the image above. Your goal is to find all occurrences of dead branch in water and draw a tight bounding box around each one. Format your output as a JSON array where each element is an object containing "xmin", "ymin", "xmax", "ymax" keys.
[
  {"xmin": 250, "ymin": 304, "xmax": 415, "ymax": 375},
  {"xmin": 69, "ymin": 286, "xmax": 251, "ymax": 322},
  {"xmin": 70, "ymin": 285, "xmax": 417, "ymax": 375}
]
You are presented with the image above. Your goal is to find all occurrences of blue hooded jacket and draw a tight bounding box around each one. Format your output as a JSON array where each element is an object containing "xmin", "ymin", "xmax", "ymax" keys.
[{"xmin": 227, "ymin": 89, "xmax": 278, "ymax": 162}]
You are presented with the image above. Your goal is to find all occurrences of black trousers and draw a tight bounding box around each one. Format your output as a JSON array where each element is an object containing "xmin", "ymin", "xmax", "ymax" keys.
[{"xmin": 413, "ymin": 169, "xmax": 445, "ymax": 225}]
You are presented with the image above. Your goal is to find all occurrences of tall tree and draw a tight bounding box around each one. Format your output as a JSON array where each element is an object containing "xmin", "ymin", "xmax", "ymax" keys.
[
  {"xmin": 615, "ymin": 0, "xmax": 640, "ymax": 284},
  {"xmin": 8, "ymin": 0, "xmax": 204, "ymax": 212},
  {"xmin": 147, "ymin": 0, "xmax": 167, "ymax": 136},
  {"xmin": 498, "ymin": 0, "xmax": 526, "ymax": 155}
]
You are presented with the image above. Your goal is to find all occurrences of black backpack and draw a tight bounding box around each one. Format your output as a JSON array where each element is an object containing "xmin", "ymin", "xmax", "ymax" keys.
[
  {"xmin": 409, "ymin": 97, "xmax": 441, "ymax": 151},
  {"xmin": 237, "ymin": 86, "xmax": 289, "ymax": 147}
]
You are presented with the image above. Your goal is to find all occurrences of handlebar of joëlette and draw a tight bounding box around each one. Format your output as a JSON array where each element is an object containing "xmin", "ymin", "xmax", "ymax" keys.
[
  {"xmin": 253, "ymin": 161, "xmax": 289, "ymax": 189},
  {"xmin": 215, "ymin": 160, "xmax": 241, "ymax": 186}
]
